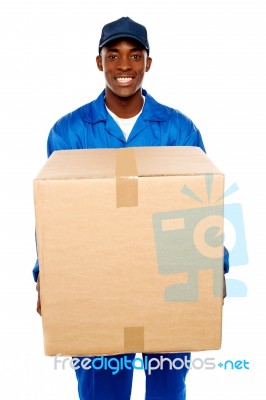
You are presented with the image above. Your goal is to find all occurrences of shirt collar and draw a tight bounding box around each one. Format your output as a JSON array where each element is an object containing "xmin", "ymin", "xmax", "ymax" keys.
[{"xmin": 85, "ymin": 89, "xmax": 166, "ymax": 124}]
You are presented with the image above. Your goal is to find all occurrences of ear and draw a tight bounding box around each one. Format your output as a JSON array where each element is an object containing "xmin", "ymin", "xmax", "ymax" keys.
[
  {"xmin": 96, "ymin": 55, "xmax": 103, "ymax": 71},
  {"xmin": 145, "ymin": 57, "xmax": 152, "ymax": 72}
]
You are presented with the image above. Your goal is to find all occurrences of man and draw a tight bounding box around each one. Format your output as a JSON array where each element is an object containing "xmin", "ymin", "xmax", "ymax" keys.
[{"xmin": 34, "ymin": 16, "xmax": 229, "ymax": 400}]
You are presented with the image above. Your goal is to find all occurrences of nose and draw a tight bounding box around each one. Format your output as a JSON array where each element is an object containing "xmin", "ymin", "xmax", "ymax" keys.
[{"xmin": 118, "ymin": 56, "xmax": 131, "ymax": 71}]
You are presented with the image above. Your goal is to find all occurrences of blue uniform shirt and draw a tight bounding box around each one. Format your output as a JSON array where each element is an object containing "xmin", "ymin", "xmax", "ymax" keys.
[
  {"xmin": 33, "ymin": 89, "xmax": 229, "ymax": 281},
  {"xmin": 47, "ymin": 89, "xmax": 205, "ymax": 155}
]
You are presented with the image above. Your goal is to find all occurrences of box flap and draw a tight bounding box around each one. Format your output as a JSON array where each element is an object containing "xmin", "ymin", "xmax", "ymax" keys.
[{"xmin": 34, "ymin": 146, "xmax": 223, "ymax": 181}]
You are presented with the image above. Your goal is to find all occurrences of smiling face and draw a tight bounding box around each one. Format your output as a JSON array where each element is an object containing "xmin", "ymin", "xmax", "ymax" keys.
[{"xmin": 96, "ymin": 38, "xmax": 152, "ymax": 112}]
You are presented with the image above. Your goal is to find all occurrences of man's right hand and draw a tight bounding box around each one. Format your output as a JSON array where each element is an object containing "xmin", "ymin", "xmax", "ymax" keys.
[{"xmin": 36, "ymin": 276, "xmax": 41, "ymax": 316}]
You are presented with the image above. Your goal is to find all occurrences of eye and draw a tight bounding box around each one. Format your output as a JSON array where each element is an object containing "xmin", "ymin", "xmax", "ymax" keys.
[
  {"xmin": 131, "ymin": 54, "xmax": 141, "ymax": 59},
  {"xmin": 108, "ymin": 55, "xmax": 118, "ymax": 59}
]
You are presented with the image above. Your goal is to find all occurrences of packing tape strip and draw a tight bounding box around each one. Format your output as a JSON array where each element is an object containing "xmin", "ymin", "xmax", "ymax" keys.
[
  {"xmin": 124, "ymin": 326, "xmax": 145, "ymax": 353},
  {"xmin": 116, "ymin": 148, "xmax": 138, "ymax": 207}
]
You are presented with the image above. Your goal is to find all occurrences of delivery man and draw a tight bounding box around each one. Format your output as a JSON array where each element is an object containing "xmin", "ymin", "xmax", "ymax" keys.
[{"xmin": 34, "ymin": 16, "xmax": 229, "ymax": 400}]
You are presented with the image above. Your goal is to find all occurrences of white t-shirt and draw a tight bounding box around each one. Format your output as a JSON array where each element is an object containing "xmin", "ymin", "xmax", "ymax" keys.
[{"xmin": 106, "ymin": 97, "xmax": 145, "ymax": 141}]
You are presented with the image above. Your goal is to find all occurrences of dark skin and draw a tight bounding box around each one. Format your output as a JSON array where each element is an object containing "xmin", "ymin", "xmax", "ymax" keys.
[
  {"xmin": 96, "ymin": 38, "xmax": 152, "ymax": 118},
  {"xmin": 36, "ymin": 38, "xmax": 226, "ymax": 315},
  {"xmin": 36, "ymin": 276, "xmax": 41, "ymax": 315}
]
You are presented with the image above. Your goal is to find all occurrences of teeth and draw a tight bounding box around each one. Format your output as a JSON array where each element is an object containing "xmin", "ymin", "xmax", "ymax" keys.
[{"xmin": 116, "ymin": 77, "xmax": 132, "ymax": 83}]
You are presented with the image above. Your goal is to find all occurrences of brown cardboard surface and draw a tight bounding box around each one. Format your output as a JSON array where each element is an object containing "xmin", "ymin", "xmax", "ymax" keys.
[
  {"xmin": 116, "ymin": 148, "xmax": 138, "ymax": 207},
  {"xmin": 34, "ymin": 146, "xmax": 225, "ymax": 356}
]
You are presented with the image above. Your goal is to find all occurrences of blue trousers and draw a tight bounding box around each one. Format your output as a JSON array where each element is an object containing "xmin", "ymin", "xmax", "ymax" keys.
[{"xmin": 74, "ymin": 352, "xmax": 190, "ymax": 400}]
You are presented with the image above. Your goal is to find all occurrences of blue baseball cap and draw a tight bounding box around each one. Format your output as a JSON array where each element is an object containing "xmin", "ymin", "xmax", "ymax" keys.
[{"xmin": 99, "ymin": 17, "xmax": 150, "ymax": 55}]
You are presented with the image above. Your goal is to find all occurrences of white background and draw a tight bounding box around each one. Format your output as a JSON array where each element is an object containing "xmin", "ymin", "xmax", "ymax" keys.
[{"xmin": 0, "ymin": 0, "xmax": 265, "ymax": 398}]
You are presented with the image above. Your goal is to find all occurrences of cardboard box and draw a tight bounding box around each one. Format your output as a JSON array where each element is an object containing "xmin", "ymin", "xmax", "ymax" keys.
[{"xmin": 34, "ymin": 146, "xmax": 225, "ymax": 356}]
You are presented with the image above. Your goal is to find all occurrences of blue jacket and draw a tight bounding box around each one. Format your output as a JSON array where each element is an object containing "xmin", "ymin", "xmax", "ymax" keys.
[
  {"xmin": 33, "ymin": 89, "xmax": 229, "ymax": 281},
  {"xmin": 47, "ymin": 89, "xmax": 205, "ymax": 155}
]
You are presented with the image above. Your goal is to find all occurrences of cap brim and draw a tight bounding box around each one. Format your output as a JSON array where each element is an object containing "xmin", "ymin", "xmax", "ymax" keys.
[{"xmin": 99, "ymin": 34, "xmax": 149, "ymax": 53}]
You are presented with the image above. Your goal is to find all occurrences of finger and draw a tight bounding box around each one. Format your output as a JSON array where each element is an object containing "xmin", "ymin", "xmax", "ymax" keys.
[{"xmin": 37, "ymin": 300, "xmax": 42, "ymax": 316}]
